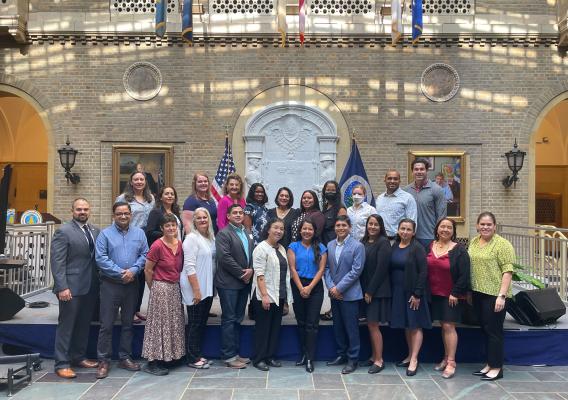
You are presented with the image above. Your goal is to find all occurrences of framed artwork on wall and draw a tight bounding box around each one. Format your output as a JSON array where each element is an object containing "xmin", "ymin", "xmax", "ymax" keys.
[
  {"xmin": 112, "ymin": 145, "xmax": 174, "ymax": 201},
  {"xmin": 408, "ymin": 151, "xmax": 466, "ymax": 222}
]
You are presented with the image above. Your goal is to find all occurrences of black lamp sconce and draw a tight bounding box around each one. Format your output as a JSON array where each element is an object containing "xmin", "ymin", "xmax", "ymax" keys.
[
  {"xmin": 57, "ymin": 138, "xmax": 80, "ymax": 184},
  {"xmin": 502, "ymin": 139, "xmax": 526, "ymax": 188}
]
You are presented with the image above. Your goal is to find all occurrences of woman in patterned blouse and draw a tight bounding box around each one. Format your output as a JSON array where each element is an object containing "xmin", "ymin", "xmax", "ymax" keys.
[{"xmin": 468, "ymin": 212, "xmax": 515, "ymax": 381}]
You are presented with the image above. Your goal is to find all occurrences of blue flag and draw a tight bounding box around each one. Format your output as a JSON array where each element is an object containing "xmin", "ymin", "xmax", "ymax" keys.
[
  {"xmin": 339, "ymin": 140, "xmax": 376, "ymax": 208},
  {"xmin": 182, "ymin": 0, "xmax": 193, "ymax": 43},
  {"xmin": 155, "ymin": 0, "xmax": 167, "ymax": 38},
  {"xmin": 412, "ymin": 0, "xmax": 423, "ymax": 43}
]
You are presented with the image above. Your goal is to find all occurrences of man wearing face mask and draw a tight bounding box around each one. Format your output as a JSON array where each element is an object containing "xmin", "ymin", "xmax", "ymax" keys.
[{"xmin": 346, "ymin": 184, "xmax": 377, "ymax": 241}]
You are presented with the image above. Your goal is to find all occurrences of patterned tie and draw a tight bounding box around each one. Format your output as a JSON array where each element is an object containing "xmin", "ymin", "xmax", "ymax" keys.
[{"xmin": 83, "ymin": 225, "xmax": 94, "ymax": 253}]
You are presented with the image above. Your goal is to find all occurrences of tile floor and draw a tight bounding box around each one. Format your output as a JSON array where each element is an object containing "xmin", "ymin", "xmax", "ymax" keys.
[{"xmin": 4, "ymin": 358, "xmax": 568, "ymax": 400}]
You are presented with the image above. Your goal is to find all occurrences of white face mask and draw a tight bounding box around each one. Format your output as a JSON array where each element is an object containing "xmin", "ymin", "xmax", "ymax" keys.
[{"xmin": 352, "ymin": 194, "xmax": 364, "ymax": 205}]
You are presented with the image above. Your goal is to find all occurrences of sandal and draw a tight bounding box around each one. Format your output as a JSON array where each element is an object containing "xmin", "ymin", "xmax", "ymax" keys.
[
  {"xmin": 135, "ymin": 312, "xmax": 147, "ymax": 321},
  {"xmin": 187, "ymin": 359, "xmax": 210, "ymax": 369},
  {"xmin": 320, "ymin": 310, "xmax": 333, "ymax": 321},
  {"xmin": 442, "ymin": 359, "xmax": 456, "ymax": 379},
  {"xmin": 434, "ymin": 357, "xmax": 448, "ymax": 371},
  {"xmin": 200, "ymin": 358, "xmax": 213, "ymax": 366}
]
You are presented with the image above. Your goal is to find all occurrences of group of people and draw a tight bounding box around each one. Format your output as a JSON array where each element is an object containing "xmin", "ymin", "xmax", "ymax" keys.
[{"xmin": 50, "ymin": 157, "xmax": 516, "ymax": 383}]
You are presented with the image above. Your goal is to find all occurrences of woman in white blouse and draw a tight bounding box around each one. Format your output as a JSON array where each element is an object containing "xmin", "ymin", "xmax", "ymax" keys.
[
  {"xmin": 251, "ymin": 218, "xmax": 293, "ymax": 371},
  {"xmin": 347, "ymin": 184, "xmax": 377, "ymax": 241},
  {"xmin": 181, "ymin": 207, "xmax": 216, "ymax": 369}
]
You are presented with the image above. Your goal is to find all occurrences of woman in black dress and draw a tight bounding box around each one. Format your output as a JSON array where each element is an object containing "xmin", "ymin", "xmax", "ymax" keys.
[
  {"xmin": 267, "ymin": 187, "xmax": 299, "ymax": 249},
  {"xmin": 320, "ymin": 180, "xmax": 347, "ymax": 246},
  {"xmin": 360, "ymin": 214, "xmax": 392, "ymax": 374},
  {"xmin": 390, "ymin": 218, "xmax": 431, "ymax": 376}
]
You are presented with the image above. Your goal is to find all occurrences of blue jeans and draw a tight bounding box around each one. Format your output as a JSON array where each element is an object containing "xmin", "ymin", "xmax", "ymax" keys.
[
  {"xmin": 217, "ymin": 286, "xmax": 250, "ymax": 361},
  {"xmin": 330, "ymin": 299, "xmax": 360, "ymax": 361}
]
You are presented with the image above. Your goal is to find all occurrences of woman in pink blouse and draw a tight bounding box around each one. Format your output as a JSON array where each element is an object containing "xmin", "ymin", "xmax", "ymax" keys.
[{"xmin": 217, "ymin": 173, "xmax": 246, "ymax": 231}]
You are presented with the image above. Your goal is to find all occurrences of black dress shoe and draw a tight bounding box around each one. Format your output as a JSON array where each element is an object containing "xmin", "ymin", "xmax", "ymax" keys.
[
  {"xmin": 396, "ymin": 360, "xmax": 410, "ymax": 368},
  {"xmin": 305, "ymin": 360, "xmax": 314, "ymax": 373},
  {"xmin": 406, "ymin": 363, "xmax": 419, "ymax": 376},
  {"xmin": 253, "ymin": 361, "xmax": 269, "ymax": 371},
  {"xmin": 296, "ymin": 355, "xmax": 307, "ymax": 366},
  {"xmin": 266, "ymin": 359, "xmax": 282, "ymax": 368},
  {"xmin": 368, "ymin": 363, "xmax": 385, "ymax": 374},
  {"xmin": 327, "ymin": 356, "xmax": 348, "ymax": 366},
  {"xmin": 481, "ymin": 370, "xmax": 503, "ymax": 381},
  {"xmin": 472, "ymin": 369, "xmax": 489, "ymax": 376},
  {"xmin": 342, "ymin": 361, "xmax": 358, "ymax": 374}
]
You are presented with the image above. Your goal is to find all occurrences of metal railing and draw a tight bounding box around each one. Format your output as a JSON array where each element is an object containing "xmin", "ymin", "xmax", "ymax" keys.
[
  {"xmin": 497, "ymin": 224, "xmax": 568, "ymax": 301},
  {"xmin": 2, "ymin": 222, "xmax": 56, "ymax": 298}
]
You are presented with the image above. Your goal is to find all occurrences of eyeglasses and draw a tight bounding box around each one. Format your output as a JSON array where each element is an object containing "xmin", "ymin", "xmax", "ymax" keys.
[{"xmin": 114, "ymin": 212, "xmax": 131, "ymax": 217}]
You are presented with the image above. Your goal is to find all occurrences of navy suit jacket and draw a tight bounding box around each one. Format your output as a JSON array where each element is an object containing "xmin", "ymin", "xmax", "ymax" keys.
[{"xmin": 324, "ymin": 235, "xmax": 365, "ymax": 301}]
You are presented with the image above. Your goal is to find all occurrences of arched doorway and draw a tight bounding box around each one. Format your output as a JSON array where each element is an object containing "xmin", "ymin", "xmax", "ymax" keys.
[
  {"xmin": 533, "ymin": 99, "xmax": 568, "ymax": 228},
  {"xmin": 0, "ymin": 91, "xmax": 50, "ymax": 216}
]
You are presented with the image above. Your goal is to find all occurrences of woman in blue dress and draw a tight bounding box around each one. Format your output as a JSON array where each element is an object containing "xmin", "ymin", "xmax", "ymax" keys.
[
  {"xmin": 244, "ymin": 183, "xmax": 269, "ymax": 246},
  {"xmin": 390, "ymin": 218, "xmax": 431, "ymax": 376}
]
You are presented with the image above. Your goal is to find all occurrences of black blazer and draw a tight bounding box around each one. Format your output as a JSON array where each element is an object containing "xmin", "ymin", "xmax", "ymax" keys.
[
  {"xmin": 360, "ymin": 236, "xmax": 392, "ymax": 298},
  {"xmin": 447, "ymin": 244, "xmax": 471, "ymax": 297},
  {"xmin": 145, "ymin": 207, "xmax": 182, "ymax": 246},
  {"xmin": 214, "ymin": 225, "xmax": 254, "ymax": 290},
  {"xmin": 396, "ymin": 239, "xmax": 429, "ymax": 299}
]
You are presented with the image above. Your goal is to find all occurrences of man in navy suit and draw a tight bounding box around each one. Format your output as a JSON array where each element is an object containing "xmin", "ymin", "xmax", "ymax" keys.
[
  {"xmin": 51, "ymin": 198, "xmax": 100, "ymax": 379},
  {"xmin": 324, "ymin": 215, "xmax": 365, "ymax": 374}
]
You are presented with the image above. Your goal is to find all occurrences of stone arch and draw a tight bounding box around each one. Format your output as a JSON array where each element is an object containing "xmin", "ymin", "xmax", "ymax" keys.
[
  {"xmin": 524, "ymin": 83, "xmax": 568, "ymax": 225},
  {"xmin": 232, "ymin": 84, "xmax": 351, "ymax": 201},
  {"xmin": 0, "ymin": 76, "xmax": 57, "ymax": 213}
]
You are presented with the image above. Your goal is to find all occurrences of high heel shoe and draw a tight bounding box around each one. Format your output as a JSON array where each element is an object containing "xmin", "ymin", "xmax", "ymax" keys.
[
  {"xmin": 406, "ymin": 362, "xmax": 419, "ymax": 376},
  {"xmin": 472, "ymin": 367, "xmax": 490, "ymax": 376},
  {"xmin": 441, "ymin": 359, "xmax": 456, "ymax": 379},
  {"xmin": 481, "ymin": 369, "xmax": 503, "ymax": 381},
  {"xmin": 305, "ymin": 360, "xmax": 314, "ymax": 373},
  {"xmin": 296, "ymin": 355, "xmax": 307, "ymax": 366},
  {"xmin": 434, "ymin": 357, "xmax": 448, "ymax": 371}
]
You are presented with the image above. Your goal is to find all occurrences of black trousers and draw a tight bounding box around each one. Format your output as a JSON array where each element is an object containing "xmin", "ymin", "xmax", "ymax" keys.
[
  {"xmin": 54, "ymin": 284, "xmax": 98, "ymax": 370},
  {"xmin": 135, "ymin": 272, "xmax": 146, "ymax": 313},
  {"xmin": 97, "ymin": 279, "xmax": 138, "ymax": 361},
  {"xmin": 472, "ymin": 291, "xmax": 506, "ymax": 368},
  {"xmin": 186, "ymin": 296, "xmax": 213, "ymax": 363},
  {"xmin": 291, "ymin": 278, "xmax": 323, "ymax": 361},
  {"xmin": 253, "ymin": 297, "xmax": 284, "ymax": 364}
]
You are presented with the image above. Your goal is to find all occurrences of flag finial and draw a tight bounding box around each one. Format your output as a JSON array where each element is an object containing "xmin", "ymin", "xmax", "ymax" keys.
[{"xmin": 223, "ymin": 123, "xmax": 232, "ymax": 139}]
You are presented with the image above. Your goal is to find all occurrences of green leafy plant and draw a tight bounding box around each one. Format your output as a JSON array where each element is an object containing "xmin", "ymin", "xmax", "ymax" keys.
[{"xmin": 512, "ymin": 263, "xmax": 546, "ymax": 289}]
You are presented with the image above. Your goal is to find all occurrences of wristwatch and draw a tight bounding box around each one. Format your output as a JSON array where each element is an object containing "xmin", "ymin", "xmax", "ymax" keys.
[{"xmin": 498, "ymin": 294, "xmax": 506, "ymax": 299}]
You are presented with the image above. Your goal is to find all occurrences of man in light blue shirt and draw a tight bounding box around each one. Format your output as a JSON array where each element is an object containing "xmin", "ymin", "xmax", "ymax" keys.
[
  {"xmin": 375, "ymin": 169, "xmax": 418, "ymax": 239},
  {"xmin": 94, "ymin": 201, "xmax": 148, "ymax": 379}
]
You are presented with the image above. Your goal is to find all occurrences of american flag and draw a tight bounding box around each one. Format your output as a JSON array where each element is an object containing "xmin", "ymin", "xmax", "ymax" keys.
[{"xmin": 211, "ymin": 136, "xmax": 236, "ymax": 203}]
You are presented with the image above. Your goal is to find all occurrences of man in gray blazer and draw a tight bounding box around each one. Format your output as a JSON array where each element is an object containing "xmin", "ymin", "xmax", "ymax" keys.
[
  {"xmin": 214, "ymin": 203, "xmax": 254, "ymax": 369},
  {"xmin": 51, "ymin": 198, "xmax": 100, "ymax": 378},
  {"xmin": 324, "ymin": 215, "xmax": 365, "ymax": 374}
]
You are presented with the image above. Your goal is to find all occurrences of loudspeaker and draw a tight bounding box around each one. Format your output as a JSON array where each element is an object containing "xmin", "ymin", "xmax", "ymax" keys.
[
  {"xmin": 507, "ymin": 288, "xmax": 566, "ymax": 326},
  {"xmin": 0, "ymin": 288, "xmax": 25, "ymax": 321}
]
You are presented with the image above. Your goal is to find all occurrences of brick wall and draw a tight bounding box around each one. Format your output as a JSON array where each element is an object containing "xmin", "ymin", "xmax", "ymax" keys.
[{"xmin": 1, "ymin": 41, "xmax": 566, "ymax": 233}]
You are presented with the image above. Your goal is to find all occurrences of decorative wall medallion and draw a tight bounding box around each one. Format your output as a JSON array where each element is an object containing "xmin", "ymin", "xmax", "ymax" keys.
[
  {"xmin": 420, "ymin": 63, "xmax": 460, "ymax": 102},
  {"xmin": 123, "ymin": 62, "xmax": 162, "ymax": 101}
]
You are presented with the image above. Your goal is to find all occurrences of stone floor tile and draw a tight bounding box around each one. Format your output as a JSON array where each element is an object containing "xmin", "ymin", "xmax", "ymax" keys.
[
  {"xmin": 194, "ymin": 367, "xmax": 239, "ymax": 378},
  {"xmin": 512, "ymin": 394, "xmax": 565, "ymax": 400},
  {"xmin": 406, "ymin": 379, "xmax": 449, "ymax": 400},
  {"xmin": 500, "ymin": 371, "xmax": 540, "ymax": 382},
  {"xmin": 111, "ymin": 371, "xmax": 190, "ymax": 399},
  {"xmin": 189, "ymin": 377, "xmax": 266, "ymax": 389},
  {"xmin": 499, "ymin": 382, "xmax": 568, "ymax": 393},
  {"xmin": 38, "ymin": 372, "xmax": 98, "ymax": 384},
  {"xmin": 529, "ymin": 372, "xmax": 567, "ymax": 382},
  {"xmin": 299, "ymin": 389, "xmax": 348, "ymax": 400},
  {"xmin": 180, "ymin": 388, "xmax": 233, "ymax": 400},
  {"xmin": 78, "ymin": 378, "xmax": 130, "ymax": 400},
  {"xmin": 342, "ymin": 373, "xmax": 403, "ymax": 385},
  {"xmin": 232, "ymin": 389, "xmax": 298, "ymax": 400},
  {"xmin": 267, "ymin": 369, "xmax": 313, "ymax": 389},
  {"xmin": 9, "ymin": 382, "xmax": 92, "ymax": 400},
  {"xmin": 345, "ymin": 384, "xmax": 415, "ymax": 400},
  {"xmin": 313, "ymin": 373, "xmax": 345, "ymax": 389},
  {"xmin": 433, "ymin": 376, "xmax": 513, "ymax": 400}
]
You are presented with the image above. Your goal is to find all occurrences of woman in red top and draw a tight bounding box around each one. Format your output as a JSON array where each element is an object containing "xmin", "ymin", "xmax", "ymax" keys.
[
  {"xmin": 141, "ymin": 214, "xmax": 186, "ymax": 376},
  {"xmin": 427, "ymin": 218, "xmax": 470, "ymax": 379}
]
